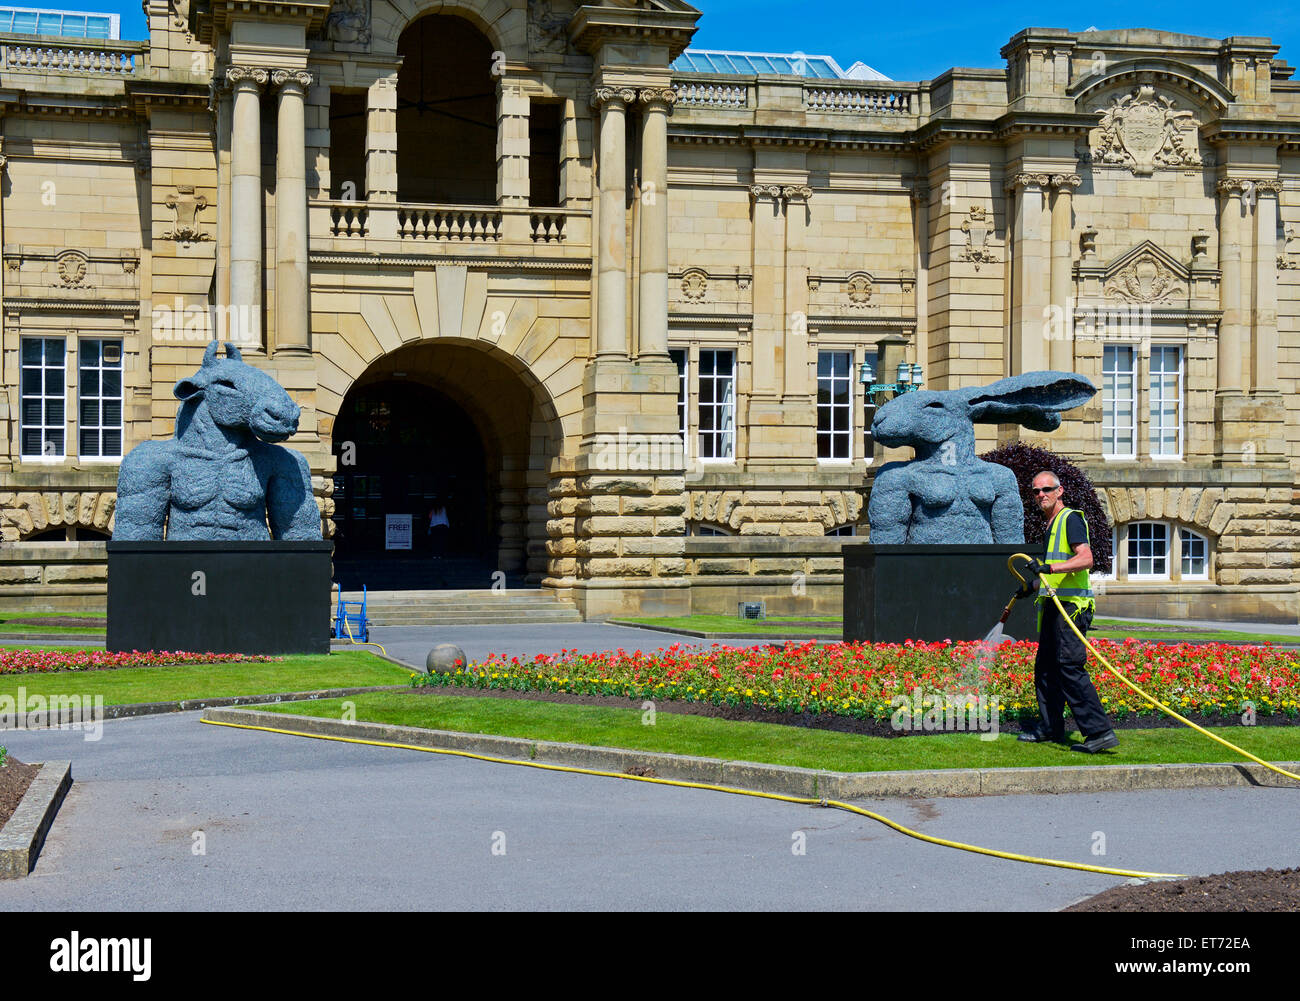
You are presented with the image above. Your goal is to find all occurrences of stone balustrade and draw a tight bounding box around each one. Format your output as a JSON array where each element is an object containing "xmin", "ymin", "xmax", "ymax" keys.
[
  {"xmin": 674, "ymin": 79, "xmax": 749, "ymax": 109},
  {"xmin": 803, "ymin": 82, "xmax": 920, "ymax": 114},
  {"xmin": 0, "ymin": 34, "xmax": 143, "ymax": 75},
  {"xmin": 309, "ymin": 200, "xmax": 589, "ymax": 250}
]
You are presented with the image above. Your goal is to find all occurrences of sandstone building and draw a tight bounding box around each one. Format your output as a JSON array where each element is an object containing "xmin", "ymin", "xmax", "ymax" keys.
[{"xmin": 2, "ymin": 1, "xmax": 1299, "ymax": 622}]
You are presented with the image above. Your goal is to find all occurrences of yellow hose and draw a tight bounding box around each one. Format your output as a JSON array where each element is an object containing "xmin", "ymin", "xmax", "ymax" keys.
[
  {"xmin": 1009, "ymin": 552, "xmax": 1300, "ymax": 785},
  {"xmin": 337, "ymin": 598, "xmax": 388, "ymax": 658},
  {"xmin": 201, "ymin": 716, "xmax": 1186, "ymax": 880}
]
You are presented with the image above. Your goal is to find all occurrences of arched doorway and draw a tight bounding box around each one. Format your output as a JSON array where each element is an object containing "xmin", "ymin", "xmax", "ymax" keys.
[
  {"xmin": 328, "ymin": 340, "xmax": 560, "ymax": 591},
  {"xmin": 396, "ymin": 14, "xmax": 496, "ymax": 205}
]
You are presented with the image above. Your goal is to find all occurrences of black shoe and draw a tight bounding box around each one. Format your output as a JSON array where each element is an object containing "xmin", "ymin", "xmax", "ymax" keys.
[
  {"xmin": 1018, "ymin": 728, "xmax": 1065, "ymax": 743},
  {"xmin": 1071, "ymin": 731, "xmax": 1120, "ymax": 753}
]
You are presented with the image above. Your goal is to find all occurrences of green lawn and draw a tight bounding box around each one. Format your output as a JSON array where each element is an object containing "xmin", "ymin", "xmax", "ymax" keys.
[
  {"xmin": 1089, "ymin": 619, "xmax": 1300, "ymax": 645},
  {"xmin": 258, "ymin": 691, "xmax": 1300, "ymax": 774},
  {"xmin": 617, "ymin": 614, "xmax": 841, "ymax": 635},
  {"xmin": 0, "ymin": 651, "xmax": 412, "ymax": 706},
  {"xmin": 0, "ymin": 611, "xmax": 106, "ymax": 635}
]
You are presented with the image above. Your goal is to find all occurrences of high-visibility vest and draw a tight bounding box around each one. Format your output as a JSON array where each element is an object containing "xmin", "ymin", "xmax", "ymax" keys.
[{"xmin": 1036, "ymin": 506, "xmax": 1095, "ymax": 630}]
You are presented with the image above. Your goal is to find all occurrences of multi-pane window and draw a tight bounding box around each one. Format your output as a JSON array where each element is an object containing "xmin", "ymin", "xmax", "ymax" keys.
[
  {"xmin": 827, "ymin": 524, "xmax": 856, "ymax": 536},
  {"xmin": 1149, "ymin": 345, "xmax": 1183, "ymax": 457},
  {"xmin": 669, "ymin": 348, "xmax": 688, "ymax": 448},
  {"xmin": 1181, "ymin": 528, "xmax": 1208, "ymax": 579},
  {"xmin": 1127, "ymin": 521, "xmax": 1168, "ymax": 577},
  {"xmin": 1103, "ymin": 345, "xmax": 1136, "ymax": 458},
  {"xmin": 817, "ymin": 350, "xmax": 853, "ymax": 460},
  {"xmin": 698, "ymin": 349, "xmax": 735, "ymax": 460},
  {"xmin": 20, "ymin": 337, "xmax": 66, "ymax": 458},
  {"xmin": 78, "ymin": 339, "xmax": 123, "ymax": 458}
]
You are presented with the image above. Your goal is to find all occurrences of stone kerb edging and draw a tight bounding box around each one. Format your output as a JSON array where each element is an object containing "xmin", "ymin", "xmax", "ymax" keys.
[
  {"xmin": 0, "ymin": 760, "xmax": 72, "ymax": 879},
  {"xmin": 201, "ymin": 707, "xmax": 1300, "ymax": 800}
]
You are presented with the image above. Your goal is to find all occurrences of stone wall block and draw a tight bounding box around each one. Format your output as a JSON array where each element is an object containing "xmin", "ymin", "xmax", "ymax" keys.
[
  {"xmin": 738, "ymin": 522, "xmax": 782, "ymax": 535},
  {"xmin": 625, "ymin": 495, "xmax": 685, "ymax": 516},
  {"xmin": 1131, "ymin": 489, "xmax": 1147, "ymax": 520},
  {"xmin": 751, "ymin": 558, "xmax": 804, "ymax": 575},
  {"xmin": 0, "ymin": 566, "xmax": 41, "ymax": 583},
  {"xmin": 697, "ymin": 558, "xmax": 750, "ymax": 575},
  {"xmin": 1107, "ymin": 487, "xmax": 1132, "ymax": 524},
  {"xmin": 779, "ymin": 523, "xmax": 824, "ymax": 536},
  {"xmin": 653, "ymin": 516, "xmax": 686, "ymax": 536},
  {"xmin": 622, "ymin": 536, "xmax": 683, "ymax": 556},
  {"xmin": 654, "ymin": 558, "xmax": 688, "ymax": 576},
  {"xmin": 584, "ymin": 558, "xmax": 653, "ymax": 577},
  {"xmin": 1146, "ymin": 488, "xmax": 1163, "ymax": 520},
  {"xmin": 1209, "ymin": 503, "xmax": 1237, "ymax": 536},
  {"xmin": 1193, "ymin": 488, "xmax": 1224, "ymax": 528},
  {"xmin": 1240, "ymin": 569, "xmax": 1293, "ymax": 585}
]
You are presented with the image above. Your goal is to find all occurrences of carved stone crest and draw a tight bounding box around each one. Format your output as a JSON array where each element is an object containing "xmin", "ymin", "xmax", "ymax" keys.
[
  {"xmin": 1091, "ymin": 86, "xmax": 1202, "ymax": 176},
  {"xmin": 1104, "ymin": 250, "xmax": 1184, "ymax": 303},
  {"xmin": 680, "ymin": 268, "xmax": 708, "ymax": 301},
  {"xmin": 56, "ymin": 249, "xmax": 90, "ymax": 288},
  {"xmin": 1280, "ymin": 226, "xmax": 1300, "ymax": 271},
  {"xmin": 164, "ymin": 185, "xmax": 210, "ymax": 244},
  {"xmin": 960, "ymin": 205, "xmax": 997, "ymax": 271},
  {"xmin": 528, "ymin": 0, "xmax": 571, "ymax": 56},
  {"xmin": 324, "ymin": 0, "xmax": 371, "ymax": 46},
  {"xmin": 845, "ymin": 272, "xmax": 873, "ymax": 306}
]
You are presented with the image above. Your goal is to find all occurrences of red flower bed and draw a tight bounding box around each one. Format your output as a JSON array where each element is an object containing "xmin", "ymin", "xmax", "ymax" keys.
[
  {"xmin": 0, "ymin": 649, "xmax": 281, "ymax": 676},
  {"xmin": 412, "ymin": 638, "xmax": 1300, "ymax": 723}
]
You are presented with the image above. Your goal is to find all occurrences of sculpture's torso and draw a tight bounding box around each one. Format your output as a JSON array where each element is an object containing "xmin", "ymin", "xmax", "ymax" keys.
[{"xmin": 167, "ymin": 443, "xmax": 273, "ymax": 540}]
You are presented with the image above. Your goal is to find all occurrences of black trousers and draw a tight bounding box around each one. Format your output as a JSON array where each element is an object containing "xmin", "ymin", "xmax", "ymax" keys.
[{"xmin": 1033, "ymin": 601, "xmax": 1111, "ymax": 739}]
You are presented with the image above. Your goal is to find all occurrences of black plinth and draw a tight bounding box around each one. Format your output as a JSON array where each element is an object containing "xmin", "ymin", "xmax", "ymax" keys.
[
  {"xmin": 842, "ymin": 544, "xmax": 1040, "ymax": 644},
  {"xmin": 107, "ymin": 541, "xmax": 333, "ymax": 654}
]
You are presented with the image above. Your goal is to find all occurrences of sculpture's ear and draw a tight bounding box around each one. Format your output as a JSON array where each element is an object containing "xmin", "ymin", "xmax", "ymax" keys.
[
  {"xmin": 963, "ymin": 372, "xmax": 1097, "ymax": 432},
  {"xmin": 224, "ymin": 341, "xmax": 243, "ymax": 362},
  {"xmin": 201, "ymin": 341, "xmax": 219, "ymax": 368},
  {"xmin": 173, "ymin": 376, "xmax": 205, "ymax": 402}
]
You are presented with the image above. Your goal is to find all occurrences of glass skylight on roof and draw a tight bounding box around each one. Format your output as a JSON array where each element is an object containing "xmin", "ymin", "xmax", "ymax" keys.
[
  {"xmin": 672, "ymin": 49, "xmax": 888, "ymax": 81},
  {"xmin": 0, "ymin": 6, "xmax": 118, "ymax": 39}
]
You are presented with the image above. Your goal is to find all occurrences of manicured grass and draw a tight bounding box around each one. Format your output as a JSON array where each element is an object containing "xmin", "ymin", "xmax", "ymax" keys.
[
  {"xmin": 618, "ymin": 614, "xmax": 840, "ymax": 635},
  {"xmin": 1090, "ymin": 619, "xmax": 1300, "ymax": 645},
  {"xmin": 260, "ymin": 691, "xmax": 1300, "ymax": 774},
  {"xmin": 0, "ymin": 611, "xmax": 106, "ymax": 635},
  {"xmin": 0, "ymin": 651, "xmax": 411, "ymax": 705}
]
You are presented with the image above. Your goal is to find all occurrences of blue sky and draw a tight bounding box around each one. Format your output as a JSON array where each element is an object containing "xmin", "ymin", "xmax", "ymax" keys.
[{"xmin": 98, "ymin": 0, "xmax": 1300, "ymax": 82}]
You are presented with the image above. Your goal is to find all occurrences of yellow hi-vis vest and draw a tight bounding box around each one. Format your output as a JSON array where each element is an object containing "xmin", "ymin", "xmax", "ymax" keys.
[{"xmin": 1035, "ymin": 506, "xmax": 1095, "ymax": 630}]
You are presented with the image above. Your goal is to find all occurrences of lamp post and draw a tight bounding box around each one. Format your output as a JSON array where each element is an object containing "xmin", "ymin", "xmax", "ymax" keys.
[{"xmin": 861, "ymin": 360, "xmax": 924, "ymax": 403}]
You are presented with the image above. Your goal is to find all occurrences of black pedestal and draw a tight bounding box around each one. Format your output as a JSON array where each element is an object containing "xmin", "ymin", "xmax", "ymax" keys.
[
  {"xmin": 107, "ymin": 541, "xmax": 333, "ymax": 654},
  {"xmin": 842, "ymin": 544, "xmax": 1039, "ymax": 643}
]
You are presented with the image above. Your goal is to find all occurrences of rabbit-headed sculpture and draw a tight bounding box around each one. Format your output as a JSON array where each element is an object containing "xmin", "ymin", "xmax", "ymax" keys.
[{"xmin": 867, "ymin": 371, "xmax": 1097, "ymax": 544}]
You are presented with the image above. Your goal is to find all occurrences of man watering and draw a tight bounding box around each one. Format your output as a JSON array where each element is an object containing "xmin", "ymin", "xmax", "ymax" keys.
[{"xmin": 1015, "ymin": 470, "xmax": 1118, "ymax": 753}]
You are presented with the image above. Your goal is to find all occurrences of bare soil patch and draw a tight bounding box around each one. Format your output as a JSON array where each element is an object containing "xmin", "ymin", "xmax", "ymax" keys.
[
  {"xmin": 1066, "ymin": 868, "xmax": 1300, "ymax": 911},
  {"xmin": 0, "ymin": 755, "xmax": 41, "ymax": 829}
]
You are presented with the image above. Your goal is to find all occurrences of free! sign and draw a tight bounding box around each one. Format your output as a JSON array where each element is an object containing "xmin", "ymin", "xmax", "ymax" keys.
[{"xmin": 385, "ymin": 514, "xmax": 412, "ymax": 550}]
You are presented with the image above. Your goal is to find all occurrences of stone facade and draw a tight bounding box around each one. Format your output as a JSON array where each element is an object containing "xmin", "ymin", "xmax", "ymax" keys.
[{"xmin": 2, "ymin": 6, "xmax": 1300, "ymax": 622}]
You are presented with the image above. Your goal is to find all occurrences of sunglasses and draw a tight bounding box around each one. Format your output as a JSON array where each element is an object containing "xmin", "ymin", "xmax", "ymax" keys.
[{"xmin": 1031, "ymin": 486, "xmax": 1060, "ymax": 495}]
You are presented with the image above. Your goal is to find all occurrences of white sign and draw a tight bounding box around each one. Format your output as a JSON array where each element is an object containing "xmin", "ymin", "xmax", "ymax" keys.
[{"xmin": 385, "ymin": 514, "xmax": 412, "ymax": 550}]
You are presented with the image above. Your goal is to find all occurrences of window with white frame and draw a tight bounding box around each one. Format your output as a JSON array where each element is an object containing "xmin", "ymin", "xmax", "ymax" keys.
[
  {"xmin": 1102, "ymin": 344, "xmax": 1136, "ymax": 458},
  {"xmin": 669, "ymin": 348, "xmax": 687, "ymax": 448},
  {"xmin": 1127, "ymin": 521, "xmax": 1168, "ymax": 578},
  {"xmin": 827, "ymin": 524, "xmax": 856, "ymax": 536},
  {"xmin": 863, "ymin": 349, "xmax": 877, "ymax": 456},
  {"xmin": 1149, "ymin": 344, "xmax": 1183, "ymax": 458},
  {"xmin": 697, "ymin": 348, "xmax": 735, "ymax": 460},
  {"xmin": 1180, "ymin": 528, "xmax": 1208, "ymax": 579},
  {"xmin": 817, "ymin": 350, "xmax": 853, "ymax": 460},
  {"xmin": 20, "ymin": 336, "xmax": 66, "ymax": 458},
  {"xmin": 78, "ymin": 338, "xmax": 123, "ymax": 458}
]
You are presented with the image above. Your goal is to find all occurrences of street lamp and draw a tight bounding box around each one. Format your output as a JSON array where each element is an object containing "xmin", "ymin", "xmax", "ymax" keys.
[{"xmin": 862, "ymin": 359, "xmax": 925, "ymax": 403}]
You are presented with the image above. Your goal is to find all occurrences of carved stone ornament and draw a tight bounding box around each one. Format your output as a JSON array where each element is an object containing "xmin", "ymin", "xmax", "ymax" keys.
[
  {"xmin": 1191, "ymin": 230, "xmax": 1210, "ymax": 262},
  {"xmin": 1280, "ymin": 226, "xmax": 1300, "ymax": 271},
  {"xmin": 225, "ymin": 66, "xmax": 268, "ymax": 89},
  {"xmin": 55, "ymin": 249, "xmax": 90, "ymax": 288},
  {"xmin": 271, "ymin": 69, "xmax": 314, "ymax": 91},
  {"xmin": 590, "ymin": 87, "xmax": 637, "ymax": 108},
  {"xmin": 639, "ymin": 87, "xmax": 678, "ymax": 109},
  {"xmin": 324, "ymin": 0, "xmax": 371, "ymax": 47},
  {"xmin": 845, "ymin": 272, "xmax": 873, "ymax": 306},
  {"xmin": 528, "ymin": 0, "xmax": 570, "ymax": 56},
  {"xmin": 1104, "ymin": 251, "xmax": 1185, "ymax": 303},
  {"xmin": 164, "ymin": 185, "xmax": 210, "ymax": 244},
  {"xmin": 1091, "ymin": 85, "xmax": 1202, "ymax": 176},
  {"xmin": 960, "ymin": 204, "xmax": 997, "ymax": 271},
  {"xmin": 748, "ymin": 184, "xmax": 812, "ymax": 204},
  {"xmin": 680, "ymin": 268, "xmax": 708, "ymax": 301},
  {"xmin": 1080, "ymin": 225, "xmax": 1098, "ymax": 259}
]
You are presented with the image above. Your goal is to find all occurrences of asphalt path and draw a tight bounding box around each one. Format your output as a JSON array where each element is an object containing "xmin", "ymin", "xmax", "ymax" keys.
[{"xmin": 2, "ymin": 712, "xmax": 1298, "ymax": 911}]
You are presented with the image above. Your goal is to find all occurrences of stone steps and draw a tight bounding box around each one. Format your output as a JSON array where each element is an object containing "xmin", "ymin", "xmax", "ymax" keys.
[{"xmin": 331, "ymin": 588, "xmax": 583, "ymax": 626}]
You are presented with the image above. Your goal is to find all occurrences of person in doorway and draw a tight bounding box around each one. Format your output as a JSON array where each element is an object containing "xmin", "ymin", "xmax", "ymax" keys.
[
  {"xmin": 1016, "ymin": 470, "xmax": 1118, "ymax": 753},
  {"xmin": 427, "ymin": 500, "xmax": 450, "ymax": 559}
]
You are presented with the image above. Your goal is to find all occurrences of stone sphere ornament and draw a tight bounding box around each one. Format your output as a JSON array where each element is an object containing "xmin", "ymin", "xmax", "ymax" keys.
[
  {"xmin": 426, "ymin": 644, "xmax": 468, "ymax": 674},
  {"xmin": 867, "ymin": 370, "xmax": 1096, "ymax": 544}
]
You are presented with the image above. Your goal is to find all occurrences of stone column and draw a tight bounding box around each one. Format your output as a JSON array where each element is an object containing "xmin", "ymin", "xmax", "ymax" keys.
[
  {"xmin": 1252, "ymin": 179, "xmax": 1281, "ymax": 393},
  {"xmin": 227, "ymin": 66, "xmax": 267, "ymax": 342},
  {"xmin": 273, "ymin": 70, "xmax": 312, "ymax": 356},
  {"xmin": 781, "ymin": 184, "xmax": 813, "ymax": 399},
  {"xmin": 909, "ymin": 182, "xmax": 929, "ymax": 379},
  {"xmin": 1216, "ymin": 179, "xmax": 1246, "ymax": 393},
  {"xmin": 365, "ymin": 77, "xmax": 397, "ymax": 202},
  {"xmin": 593, "ymin": 87, "xmax": 634, "ymax": 359},
  {"xmin": 749, "ymin": 183, "xmax": 784, "ymax": 397},
  {"xmin": 1008, "ymin": 172, "xmax": 1050, "ymax": 374},
  {"xmin": 637, "ymin": 87, "xmax": 674, "ymax": 358},
  {"xmin": 1048, "ymin": 173, "xmax": 1079, "ymax": 371},
  {"xmin": 497, "ymin": 80, "xmax": 531, "ymax": 208}
]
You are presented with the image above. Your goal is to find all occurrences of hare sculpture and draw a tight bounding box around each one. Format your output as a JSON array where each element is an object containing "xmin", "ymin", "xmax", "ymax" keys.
[{"xmin": 867, "ymin": 371, "xmax": 1097, "ymax": 544}]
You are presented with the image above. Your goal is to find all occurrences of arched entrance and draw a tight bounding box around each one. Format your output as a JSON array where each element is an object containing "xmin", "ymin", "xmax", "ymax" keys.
[{"xmin": 328, "ymin": 339, "xmax": 560, "ymax": 591}]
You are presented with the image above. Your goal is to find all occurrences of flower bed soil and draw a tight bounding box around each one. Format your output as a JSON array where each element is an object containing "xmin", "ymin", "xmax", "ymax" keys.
[
  {"xmin": 0, "ymin": 756, "xmax": 40, "ymax": 830},
  {"xmin": 1066, "ymin": 867, "xmax": 1300, "ymax": 911},
  {"xmin": 410, "ymin": 684, "xmax": 1300, "ymax": 737}
]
